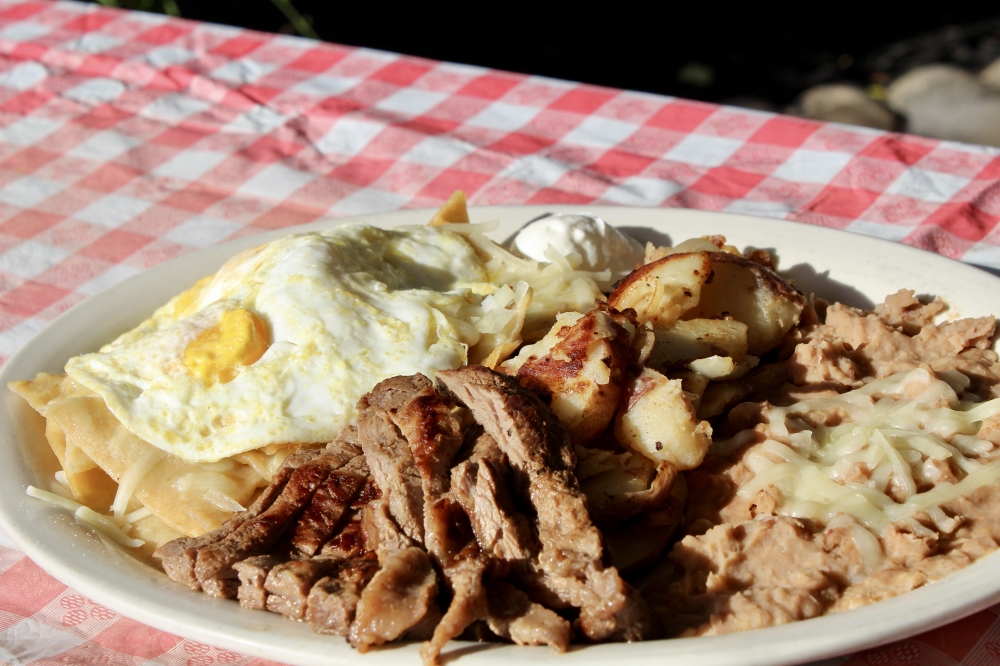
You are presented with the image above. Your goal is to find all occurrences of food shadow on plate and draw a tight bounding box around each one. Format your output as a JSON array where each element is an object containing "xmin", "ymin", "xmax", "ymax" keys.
[
  {"xmin": 616, "ymin": 226, "xmax": 671, "ymax": 249},
  {"xmin": 780, "ymin": 263, "xmax": 875, "ymax": 311}
]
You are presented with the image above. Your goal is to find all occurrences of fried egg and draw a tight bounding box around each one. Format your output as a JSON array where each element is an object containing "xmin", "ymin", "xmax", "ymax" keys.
[{"xmin": 65, "ymin": 223, "xmax": 493, "ymax": 462}]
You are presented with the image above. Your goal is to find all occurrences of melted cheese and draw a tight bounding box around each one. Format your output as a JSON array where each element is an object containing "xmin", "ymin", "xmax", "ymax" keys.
[{"xmin": 717, "ymin": 368, "xmax": 1000, "ymax": 534}]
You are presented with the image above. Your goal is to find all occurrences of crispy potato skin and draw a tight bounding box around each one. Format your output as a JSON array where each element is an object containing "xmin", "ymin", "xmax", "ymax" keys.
[
  {"xmin": 514, "ymin": 304, "xmax": 634, "ymax": 446},
  {"xmin": 608, "ymin": 252, "xmax": 712, "ymax": 327},
  {"xmin": 684, "ymin": 252, "xmax": 805, "ymax": 356},
  {"xmin": 615, "ymin": 368, "xmax": 713, "ymax": 470}
]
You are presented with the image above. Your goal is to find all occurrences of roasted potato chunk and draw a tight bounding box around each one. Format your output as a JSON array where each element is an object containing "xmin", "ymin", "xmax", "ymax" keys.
[
  {"xmin": 502, "ymin": 304, "xmax": 633, "ymax": 446},
  {"xmin": 579, "ymin": 455, "xmax": 678, "ymax": 525},
  {"xmin": 697, "ymin": 380, "xmax": 752, "ymax": 420},
  {"xmin": 615, "ymin": 368, "xmax": 712, "ymax": 469},
  {"xmin": 608, "ymin": 252, "xmax": 712, "ymax": 327},
  {"xmin": 683, "ymin": 252, "xmax": 804, "ymax": 355},
  {"xmin": 647, "ymin": 318, "xmax": 750, "ymax": 370}
]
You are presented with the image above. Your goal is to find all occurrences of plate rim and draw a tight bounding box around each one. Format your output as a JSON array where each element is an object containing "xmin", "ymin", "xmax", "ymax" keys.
[{"xmin": 2, "ymin": 205, "xmax": 1000, "ymax": 666}]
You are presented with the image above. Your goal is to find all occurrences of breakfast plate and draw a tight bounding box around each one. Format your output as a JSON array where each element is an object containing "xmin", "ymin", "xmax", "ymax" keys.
[{"xmin": 1, "ymin": 205, "xmax": 999, "ymax": 666}]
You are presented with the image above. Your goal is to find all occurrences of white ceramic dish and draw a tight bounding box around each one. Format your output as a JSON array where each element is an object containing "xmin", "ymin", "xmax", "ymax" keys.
[{"xmin": 2, "ymin": 205, "xmax": 999, "ymax": 666}]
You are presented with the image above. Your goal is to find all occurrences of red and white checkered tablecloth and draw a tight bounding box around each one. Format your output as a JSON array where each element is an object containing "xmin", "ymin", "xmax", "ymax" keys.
[{"xmin": 1, "ymin": 0, "xmax": 1000, "ymax": 664}]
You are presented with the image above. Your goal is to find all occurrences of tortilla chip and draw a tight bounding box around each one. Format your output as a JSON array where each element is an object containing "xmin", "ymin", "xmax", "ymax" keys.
[
  {"xmin": 10, "ymin": 374, "xmax": 116, "ymax": 511},
  {"xmin": 130, "ymin": 513, "xmax": 185, "ymax": 565},
  {"xmin": 12, "ymin": 373, "xmax": 263, "ymax": 537},
  {"xmin": 428, "ymin": 190, "xmax": 469, "ymax": 226}
]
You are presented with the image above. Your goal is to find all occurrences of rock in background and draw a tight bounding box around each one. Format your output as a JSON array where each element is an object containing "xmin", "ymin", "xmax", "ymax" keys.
[{"xmin": 792, "ymin": 19, "xmax": 1000, "ymax": 146}]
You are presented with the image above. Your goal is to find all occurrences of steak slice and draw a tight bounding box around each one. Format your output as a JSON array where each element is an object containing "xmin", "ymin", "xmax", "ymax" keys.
[
  {"xmin": 307, "ymin": 556, "xmax": 380, "ymax": 635},
  {"xmin": 233, "ymin": 554, "xmax": 284, "ymax": 610},
  {"xmin": 153, "ymin": 449, "xmax": 321, "ymax": 590},
  {"xmin": 485, "ymin": 580, "xmax": 571, "ymax": 650},
  {"xmin": 326, "ymin": 424, "xmax": 363, "ymax": 459},
  {"xmin": 290, "ymin": 454, "xmax": 369, "ymax": 556},
  {"xmin": 365, "ymin": 375, "xmax": 490, "ymax": 666},
  {"xmin": 451, "ymin": 453, "xmax": 536, "ymax": 562},
  {"xmin": 361, "ymin": 498, "xmax": 412, "ymax": 560},
  {"xmin": 365, "ymin": 374, "xmax": 464, "ymax": 505},
  {"xmin": 193, "ymin": 452, "xmax": 351, "ymax": 597},
  {"xmin": 265, "ymin": 557, "xmax": 345, "ymax": 620},
  {"xmin": 348, "ymin": 545, "xmax": 440, "ymax": 652},
  {"xmin": 437, "ymin": 365, "xmax": 655, "ymax": 641},
  {"xmin": 357, "ymin": 391, "xmax": 425, "ymax": 544},
  {"xmin": 320, "ymin": 513, "xmax": 367, "ymax": 559}
]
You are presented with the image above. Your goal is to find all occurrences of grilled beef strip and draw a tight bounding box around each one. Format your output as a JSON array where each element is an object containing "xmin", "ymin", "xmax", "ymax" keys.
[
  {"xmin": 363, "ymin": 375, "xmax": 494, "ymax": 665},
  {"xmin": 348, "ymin": 545, "xmax": 440, "ymax": 652},
  {"xmin": 265, "ymin": 557, "xmax": 347, "ymax": 620},
  {"xmin": 233, "ymin": 554, "xmax": 284, "ymax": 611},
  {"xmin": 484, "ymin": 580, "xmax": 571, "ymax": 650},
  {"xmin": 436, "ymin": 365, "xmax": 656, "ymax": 642},
  {"xmin": 194, "ymin": 451, "xmax": 363, "ymax": 598},
  {"xmin": 153, "ymin": 448, "xmax": 322, "ymax": 590},
  {"xmin": 451, "ymin": 448, "xmax": 536, "ymax": 562},
  {"xmin": 307, "ymin": 556, "xmax": 380, "ymax": 635},
  {"xmin": 357, "ymin": 391, "xmax": 426, "ymax": 544},
  {"xmin": 290, "ymin": 454, "xmax": 369, "ymax": 556}
]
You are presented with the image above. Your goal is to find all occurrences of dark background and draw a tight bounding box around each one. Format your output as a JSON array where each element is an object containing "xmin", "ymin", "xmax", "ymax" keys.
[{"xmin": 102, "ymin": 3, "xmax": 1000, "ymax": 109}]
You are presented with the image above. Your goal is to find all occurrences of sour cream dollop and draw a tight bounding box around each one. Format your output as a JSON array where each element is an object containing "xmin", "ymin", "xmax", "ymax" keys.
[{"xmin": 508, "ymin": 214, "xmax": 644, "ymax": 290}]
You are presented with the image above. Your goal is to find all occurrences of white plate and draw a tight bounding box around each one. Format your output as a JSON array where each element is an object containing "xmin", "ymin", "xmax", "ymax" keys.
[{"xmin": 2, "ymin": 206, "xmax": 999, "ymax": 666}]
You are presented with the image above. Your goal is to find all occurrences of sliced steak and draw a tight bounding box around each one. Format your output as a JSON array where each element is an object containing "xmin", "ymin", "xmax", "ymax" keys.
[
  {"xmin": 361, "ymin": 498, "xmax": 412, "ymax": 560},
  {"xmin": 365, "ymin": 374, "xmax": 490, "ymax": 665},
  {"xmin": 437, "ymin": 365, "xmax": 655, "ymax": 642},
  {"xmin": 265, "ymin": 557, "xmax": 345, "ymax": 620},
  {"xmin": 366, "ymin": 374, "xmax": 464, "ymax": 505},
  {"xmin": 153, "ymin": 449, "xmax": 321, "ymax": 590},
  {"xmin": 421, "ymin": 550, "xmax": 487, "ymax": 665},
  {"xmin": 348, "ymin": 546, "xmax": 440, "ymax": 652},
  {"xmin": 320, "ymin": 513, "xmax": 368, "ymax": 559},
  {"xmin": 306, "ymin": 556, "xmax": 379, "ymax": 635},
  {"xmin": 357, "ymin": 392, "xmax": 425, "ymax": 544},
  {"xmin": 326, "ymin": 424, "xmax": 363, "ymax": 459},
  {"xmin": 233, "ymin": 554, "xmax": 284, "ymax": 610},
  {"xmin": 291, "ymin": 454, "xmax": 368, "ymax": 556},
  {"xmin": 485, "ymin": 580, "xmax": 571, "ymax": 650},
  {"xmin": 193, "ymin": 452, "xmax": 350, "ymax": 597},
  {"xmin": 451, "ymin": 455, "xmax": 536, "ymax": 562}
]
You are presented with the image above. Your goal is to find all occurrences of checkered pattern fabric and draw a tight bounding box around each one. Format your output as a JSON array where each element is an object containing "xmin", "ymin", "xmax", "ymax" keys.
[{"xmin": 0, "ymin": 0, "xmax": 998, "ymax": 663}]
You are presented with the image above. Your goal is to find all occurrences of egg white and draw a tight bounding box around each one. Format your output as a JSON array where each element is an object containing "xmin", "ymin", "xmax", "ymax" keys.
[{"xmin": 65, "ymin": 223, "xmax": 493, "ymax": 462}]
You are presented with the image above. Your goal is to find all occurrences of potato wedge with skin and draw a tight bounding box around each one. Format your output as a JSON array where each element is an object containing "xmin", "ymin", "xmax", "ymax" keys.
[
  {"xmin": 608, "ymin": 252, "xmax": 712, "ymax": 327},
  {"xmin": 504, "ymin": 304, "xmax": 634, "ymax": 446},
  {"xmin": 683, "ymin": 252, "xmax": 804, "ymax": 356},
  {"xmin": 647, "ymin": 318, "xmax": 749, "ymax": 371},
  {"xmin": 615, "ymin": 368, "xmax": 712, "ymax": 470}
]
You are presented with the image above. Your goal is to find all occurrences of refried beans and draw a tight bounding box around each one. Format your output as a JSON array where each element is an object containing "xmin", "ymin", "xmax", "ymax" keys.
[{"xmin": 644, "ymin": 289, "xmax": 1000, "ymax": 637}]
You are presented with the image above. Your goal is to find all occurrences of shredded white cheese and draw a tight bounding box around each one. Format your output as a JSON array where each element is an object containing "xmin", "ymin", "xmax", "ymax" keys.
[
  {"xmin": 112, "ymin": 447, "xmax": 165, "ymax": 518},
  {"xmin": 27, "ymin": 486, "xmax": 144, "ymax": 548},
  {"xmin": 721, "ymin": 368, "xmax": 1000, "ymax": 534}
]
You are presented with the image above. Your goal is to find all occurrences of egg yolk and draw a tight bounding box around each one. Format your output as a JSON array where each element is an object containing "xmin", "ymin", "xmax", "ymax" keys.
[{"xmin": 184, "ymin": 309, "xmax": 269, "ymax": 386}]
